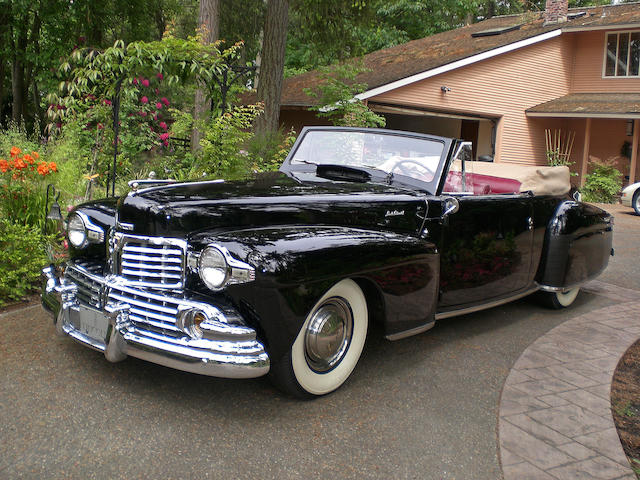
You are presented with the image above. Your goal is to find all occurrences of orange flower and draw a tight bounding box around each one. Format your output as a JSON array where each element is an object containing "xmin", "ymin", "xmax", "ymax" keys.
[
  {"xmin": 48, "ymin": 162, "xmax": 58, "ymax": 172},
  {"xmin": 31, "ymin": 151, "xmax": 39, "ymax": 160},
  {"xmin": 0, "ymin": 159, "xmax": 8, "ymax": 173},
  {"xmin": 23, "ymin": 153, "xmax": 34, "ymax": 164},
  {"xmin": 37, "ymin": 162, "xmax": 50, "ymax": 176},
  {"xmin": 10, "ymin": 146, "xmax": 21, "ymax": 157},
  {"xmin": 13, "ymin": 158, "xmax": 27, "ymax": 170}
]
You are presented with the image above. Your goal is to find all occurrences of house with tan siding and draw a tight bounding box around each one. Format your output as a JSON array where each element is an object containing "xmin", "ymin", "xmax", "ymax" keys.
[{"xmin": 277, "ymin": 0, "xmax": 640, "ymax": 187}]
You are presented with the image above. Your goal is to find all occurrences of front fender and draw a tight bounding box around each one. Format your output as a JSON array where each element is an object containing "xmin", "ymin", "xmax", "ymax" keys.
[{"xmin": 190, "ymin": 226, "xmax": 439, "ymax": 361}]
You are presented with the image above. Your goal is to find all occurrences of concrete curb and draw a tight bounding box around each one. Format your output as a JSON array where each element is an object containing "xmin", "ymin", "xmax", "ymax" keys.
[{"xmin": 499, "ymin": 283, "xmax": 640, "ymax": 480}]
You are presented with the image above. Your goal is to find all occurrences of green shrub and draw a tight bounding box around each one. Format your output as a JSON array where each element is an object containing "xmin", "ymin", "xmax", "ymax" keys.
[
  {"xmin": 0, "ymin": 221, "xmax": 54, "ymax": 306},
  {"xmin": 247, "ymin": 128, "xmax": 297, "ymax": 173},
  {"xmin": 582, "ymin": 158, "xmax": 622, "ymax": 204},
  {"xmin": 0, "ymin": 123, "xmax": 40, "ymax": 157},
  {"xmin": 197, "ymin": 103, "xmax": 264, "ymax": 179}
]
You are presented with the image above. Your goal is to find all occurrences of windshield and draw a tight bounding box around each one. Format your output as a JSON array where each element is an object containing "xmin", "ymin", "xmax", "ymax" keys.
[{"xmin": 289, "ymin": 130, "xmax": 445, "ymax": 185}]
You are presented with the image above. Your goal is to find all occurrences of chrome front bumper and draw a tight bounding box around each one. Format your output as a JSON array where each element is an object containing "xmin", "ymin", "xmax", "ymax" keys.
[{"xmin": 41, "ymin": 264, "xmax": 270, "ymax": 378}]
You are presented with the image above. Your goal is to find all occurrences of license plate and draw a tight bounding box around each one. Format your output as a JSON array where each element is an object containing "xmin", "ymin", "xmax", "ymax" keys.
[{"xmin": 77, "ymin": 307, "xmax": 110, "ymax": 343}]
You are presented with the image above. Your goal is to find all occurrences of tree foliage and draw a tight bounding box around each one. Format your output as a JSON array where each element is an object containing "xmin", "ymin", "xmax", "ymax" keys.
[{"xmin": 304, "ymin": 62, "xmax": 385, "ymax": 128}]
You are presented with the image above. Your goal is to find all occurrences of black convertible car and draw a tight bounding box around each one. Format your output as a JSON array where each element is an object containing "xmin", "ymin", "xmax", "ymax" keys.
[{"xmin": 42, "ymin": 127, "xmax": 613, "ymax": 397}]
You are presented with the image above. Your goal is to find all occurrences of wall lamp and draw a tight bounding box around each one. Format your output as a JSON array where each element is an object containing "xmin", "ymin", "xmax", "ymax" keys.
[{"xmin": 441, "ymin": 86, "xmax": 451, "ymax": 93}]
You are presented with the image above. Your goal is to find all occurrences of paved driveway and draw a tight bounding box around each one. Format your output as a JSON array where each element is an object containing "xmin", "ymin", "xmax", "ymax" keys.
[{"xmin": 0, "ymin": 204, "xmax": 636, "ymax": 479}]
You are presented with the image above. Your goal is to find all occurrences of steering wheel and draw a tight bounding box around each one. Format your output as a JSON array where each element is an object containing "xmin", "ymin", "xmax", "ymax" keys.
[{"xmin": 390, "ymin": 158, "xmax": 434, "ymax": 181}]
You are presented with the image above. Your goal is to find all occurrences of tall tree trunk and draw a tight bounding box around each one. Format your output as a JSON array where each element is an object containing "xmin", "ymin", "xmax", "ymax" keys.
[
  {"xmin": 191, "ymin": 0, "xmax": 220, "ymax": 153},
  {"xmin": 154, "ymin": 0, "xmax": 166, "ymax": 40},
  {"xmin": 11, "ymin": 15, "xmax": 28, "ymax": 124},
  {"xmin": 24, "ymin": 11, "xmax": 41, "ymax": 125},
  {"xmin": 485, "ymin": 1, "xmax": 496, "ymax": 19},
  {"xmin": 255, "ymin": 0, "xmax": 289, "ymax": 136},
  {"xmin": 0, "ymin": 10, "xmax": 9, "ymax": 123}
]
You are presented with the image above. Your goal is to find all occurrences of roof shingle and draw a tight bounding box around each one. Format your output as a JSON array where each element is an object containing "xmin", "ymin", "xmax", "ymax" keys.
[
  {"xmin": 277, "ymin": 3, "xmax": 640, "ymax": 107},
  {"xmin": 526, "ymin": 93, "xmax": 640, "ymax": 117}
]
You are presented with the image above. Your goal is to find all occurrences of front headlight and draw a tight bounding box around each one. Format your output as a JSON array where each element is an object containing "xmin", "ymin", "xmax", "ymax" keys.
[
  {"xmin": 198, "ymin": 246, "xmax": 229, "ymax": 291},
  {"xmin": 67, "ymin": 213, "xmax": 87, "ymax": 248},
  {"xmin": 191, "ymin": 244, "xmax": 256, "ymax": 292},
  {"xmin": 66, "ymin": 211, "xmax": 105, "ymax": 249}
]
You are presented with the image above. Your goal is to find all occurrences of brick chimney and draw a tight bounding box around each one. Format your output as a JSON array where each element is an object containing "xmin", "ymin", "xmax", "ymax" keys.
[{"xmin": 544, "ymin": 0, "xmax": 568, "ymax": 24}]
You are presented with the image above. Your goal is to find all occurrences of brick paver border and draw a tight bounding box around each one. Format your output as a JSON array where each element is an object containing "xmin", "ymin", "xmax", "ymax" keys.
[{"xmin": 499, "ymin": 282, "xmax": 639, "ymax": 480}]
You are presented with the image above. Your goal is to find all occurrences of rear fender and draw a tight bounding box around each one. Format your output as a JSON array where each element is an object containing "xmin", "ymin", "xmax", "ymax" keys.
[{"xmin": 536, "ymin": 201, "xmax": 613, "ymax": 290}]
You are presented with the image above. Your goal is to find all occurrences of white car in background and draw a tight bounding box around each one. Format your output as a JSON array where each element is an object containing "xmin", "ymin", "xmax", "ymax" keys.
[{"xmin": 621, "ymin": 182, "xmax": 640, "ymax": 215}]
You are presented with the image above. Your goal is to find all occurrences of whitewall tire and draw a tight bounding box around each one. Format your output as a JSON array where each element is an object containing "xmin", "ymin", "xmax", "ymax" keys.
[
  {"xmin": 540, "ymin": 287, "xmax": 580, "ymax": 309},
  {"xmin": 270, "ymin": 279, "xmax": 368, "ymax": 397}
]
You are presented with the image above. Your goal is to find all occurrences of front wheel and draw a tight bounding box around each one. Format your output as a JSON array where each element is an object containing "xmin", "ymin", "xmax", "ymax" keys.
[
  {"xmin": 270, "ymin": 279, "xmax": 368, "ymax": 398},
  {"xmin": 539, "ymin": 287, "xmax": 580, "ymax": 309},
  {"xmin": 633, "ymin": 189, "xmax": 640, "ymax": 216}
]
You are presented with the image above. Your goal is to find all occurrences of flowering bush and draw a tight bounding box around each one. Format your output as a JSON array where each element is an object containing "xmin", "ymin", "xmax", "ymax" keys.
[{"xmin": 0, "ymin": 146, "xmax": 58, "ymax": 229}]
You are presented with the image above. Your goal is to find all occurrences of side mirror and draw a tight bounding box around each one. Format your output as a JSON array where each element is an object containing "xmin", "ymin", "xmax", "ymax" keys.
[{"xmin": 441, "ymin": 197, "xmax": 459, "ymax": 225}]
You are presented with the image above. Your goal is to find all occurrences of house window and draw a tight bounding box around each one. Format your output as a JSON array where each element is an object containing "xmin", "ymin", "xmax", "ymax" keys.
[{"xmin": 605, "ymin": 31, "xmax": 640, "ymax": 77}]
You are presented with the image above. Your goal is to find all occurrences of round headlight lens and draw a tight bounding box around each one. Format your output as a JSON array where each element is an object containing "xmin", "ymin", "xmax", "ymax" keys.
[
  {"xmin": 198, "ymin": 247, "xmax": 228, "ymax": 290},
  {"xmin": 67, "ymin": 213, "xmax": 87, "ymax": 248}
]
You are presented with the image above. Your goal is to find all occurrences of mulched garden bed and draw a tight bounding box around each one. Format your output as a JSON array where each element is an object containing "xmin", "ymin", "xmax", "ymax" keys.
[
  {"xmin": 611, "ymin": 338, "xmax": 640, "ymax": 478},
  {"xmin": 0, "ymin": 294, "xmax": 40, "ymax": 315}
]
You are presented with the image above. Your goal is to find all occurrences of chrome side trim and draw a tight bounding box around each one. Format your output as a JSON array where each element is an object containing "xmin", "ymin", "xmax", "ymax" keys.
[
  {"xmin": 435, "ymin": 286, "xmax": 539, "ymax": 320},
  {"xmin": 538, "ymin": 283, "xmax": 582, "ymax": 293},
  {"xmin": 129, "ymin": 179, "xmax": 225, "ymax": 196},
  {"xmin": 385, "ymin": 321, "xmax": 435, "ymax": 341}
]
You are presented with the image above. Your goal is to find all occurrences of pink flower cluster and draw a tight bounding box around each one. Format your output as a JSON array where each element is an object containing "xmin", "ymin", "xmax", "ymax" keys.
[{"xmin": 132, "ymin": 73, "xmax": 173, "ymax": 148}]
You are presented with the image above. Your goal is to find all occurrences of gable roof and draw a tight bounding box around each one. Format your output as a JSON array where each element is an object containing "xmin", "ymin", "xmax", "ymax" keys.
[{"xmin": 279, "ymin": 2, "xmax": 640, "ymax": 108}]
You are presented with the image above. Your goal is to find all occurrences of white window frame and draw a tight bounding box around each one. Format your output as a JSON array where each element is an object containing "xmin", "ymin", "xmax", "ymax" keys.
[{"xmin": 602, "ymin": 30, "xmax": 640, "ymax": 79}]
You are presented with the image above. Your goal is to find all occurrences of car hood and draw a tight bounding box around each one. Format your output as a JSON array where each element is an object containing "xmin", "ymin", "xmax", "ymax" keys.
[{"xmin": 116, "ymin": 172, "xmax": 427, "ymax": 237}]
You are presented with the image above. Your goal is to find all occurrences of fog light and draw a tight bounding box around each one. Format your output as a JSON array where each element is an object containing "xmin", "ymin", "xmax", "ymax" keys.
[
  {"xmin": 191, "ymin": 311, "xmax": 206, "ymax": 338},
  {"xmin": 177, "ymin": 307, "xmax": 208, "ymax": 339}
]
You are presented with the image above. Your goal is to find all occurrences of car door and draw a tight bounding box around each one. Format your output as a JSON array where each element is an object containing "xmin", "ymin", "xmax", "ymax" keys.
[
  {"xmin": 437, "ymin": 194, "xmax": 534, "ymax": 308},
  {"xmin": 435, "ymin": 142, "xmax": 535, "ymax": 309}
]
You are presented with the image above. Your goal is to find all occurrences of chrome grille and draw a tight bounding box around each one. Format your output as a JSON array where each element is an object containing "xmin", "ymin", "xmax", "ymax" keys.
[
  {"xmin": 114, "ymin": 234, "xmax": 187, "ymax": 289},
  {"xmin": 65, "ymin": 262, "xmax": 104, "ymax": 309},
  {"xmin": 108, "ymin": 284, "xmax": 183, "ymax": 338}
]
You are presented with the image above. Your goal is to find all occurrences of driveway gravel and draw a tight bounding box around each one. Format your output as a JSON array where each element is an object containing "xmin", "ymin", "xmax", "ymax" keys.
[{"xmin": 0, "ymin": 202, "xmax": 636, "ymax": 480}]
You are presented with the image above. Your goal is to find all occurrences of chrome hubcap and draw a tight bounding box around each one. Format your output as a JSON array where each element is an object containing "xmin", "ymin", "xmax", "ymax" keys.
[{"xmin": 304, "ymin": 297, "xmax": 353, "ymax": 373}]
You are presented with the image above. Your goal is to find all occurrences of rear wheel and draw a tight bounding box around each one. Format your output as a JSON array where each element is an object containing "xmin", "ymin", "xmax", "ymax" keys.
[
  {"xmin": 270, "ymin": 279, "xmax": 368, "ymax": 398},
  {"xmin": 633, "ymin": 189, "xmax": 640, "ymax": 216},
  {"xmin": 539, "ymin": 287, "xmax": 580, "ymax": 309}
]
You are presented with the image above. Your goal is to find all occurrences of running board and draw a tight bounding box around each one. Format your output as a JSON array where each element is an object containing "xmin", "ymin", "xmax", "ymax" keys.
[
  {"xmin": 384, "ymin": 286, "xmax": 540, "ymax": 341},
  {"xmin": 385, "ymin": 321, "xmax": 435, "ymax": 341},
  {"xmin": 435, "ymin": 286, "xmax": 539, "ymax": 321}
]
